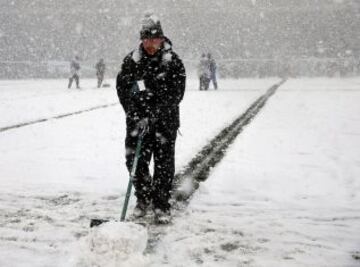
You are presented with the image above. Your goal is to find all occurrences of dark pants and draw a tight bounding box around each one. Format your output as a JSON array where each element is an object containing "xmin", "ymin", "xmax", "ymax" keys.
[
  {"xmin": 199, "ymin": 75, "xmax": 210, "ymax": 90},
  {"xmin": 125, "ymin": 119, "xmax": 177, "ymax": 212},
  {"xmin": 68, "ymin": 74, "xmax": 80, "ymax": 88}
]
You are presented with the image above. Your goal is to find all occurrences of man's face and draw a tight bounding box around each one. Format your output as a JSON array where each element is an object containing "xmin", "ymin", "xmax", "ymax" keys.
[{"xmin": 142, "ymin": 38, "xmax": 164, "ymax": 56}]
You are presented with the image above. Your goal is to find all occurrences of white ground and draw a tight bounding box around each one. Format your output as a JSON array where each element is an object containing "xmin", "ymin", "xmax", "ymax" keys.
[{"xmin": 0, "ymin": 77, "xmax": 359, "ymax": 266}]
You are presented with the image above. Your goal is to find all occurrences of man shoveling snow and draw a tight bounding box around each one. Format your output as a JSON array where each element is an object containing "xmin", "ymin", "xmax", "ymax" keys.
[{"xmin": 116, "ymin": 12, "xmax": 186, "ymax": 224}]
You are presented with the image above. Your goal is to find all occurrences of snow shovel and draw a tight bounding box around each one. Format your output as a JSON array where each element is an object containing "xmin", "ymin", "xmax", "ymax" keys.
[{"xmin": 90, "ymin": 127, "xmax": 146, "ymax": 228}]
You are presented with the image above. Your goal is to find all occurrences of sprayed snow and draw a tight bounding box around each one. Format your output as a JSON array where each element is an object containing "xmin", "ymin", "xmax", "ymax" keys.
[
  {"xmin": 75, "ymin": 222, "xmax": 148, "ymax": 267},
  {"xmin": 175, "ymin": 175, "xmax": 196, "ymax": 198}
]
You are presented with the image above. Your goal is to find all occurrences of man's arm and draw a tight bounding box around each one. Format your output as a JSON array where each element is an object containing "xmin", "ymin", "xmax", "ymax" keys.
[
  {"xmin": 116, "ymin": 55, "xmax": 136, "ymax": 114},
  {"xmin": 116, "ymin": 53, "xmax": 152, "ymax": 120},
  {"xmin": 156, "ymin": 54, "xmax": 186, "ymax": 107}
]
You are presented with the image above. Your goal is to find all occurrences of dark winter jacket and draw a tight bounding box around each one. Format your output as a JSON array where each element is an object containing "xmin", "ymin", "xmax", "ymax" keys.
[
  {"xmin": 70, "ymin": 59, "xmax": 80, "ymax": 71},
  {"xmin": 116, "ymin": 37, "xmax": 186, "ymax": 129},
  {"xmin": 95, "ymin": 61, "xmax": 106, "ymax": 75},
  {"xmin": 70, "ymin": 59, "xmax": 80, "ymax": 75},
  {"xmin": 198, "ymin": 56, "xmax": 210, "ymax": 78}
]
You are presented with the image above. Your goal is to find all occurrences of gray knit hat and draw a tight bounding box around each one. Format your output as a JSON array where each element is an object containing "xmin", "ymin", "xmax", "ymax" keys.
[{"xmin": 140, "ymin": 13, "xmax": 164, "ymax": 39}]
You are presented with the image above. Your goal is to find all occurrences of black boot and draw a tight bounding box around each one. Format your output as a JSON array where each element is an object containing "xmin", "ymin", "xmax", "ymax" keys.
[
  {"xmin": 133, "ymin": 199, "xmax": 150, "ymax": 218},
  {"xmin": 154, "ymin": 208, "xmax": 171, "ymax": 224}
]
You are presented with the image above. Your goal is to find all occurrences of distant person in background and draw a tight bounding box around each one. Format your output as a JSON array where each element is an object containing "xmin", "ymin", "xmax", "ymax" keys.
[
  {"xmin": 198, "ymin": 53, "xmax": 210, "ymax": 90},
  {"xmin": 95, "ymin": 58, "xmax": 106, "ymax": 88},
  {"xmin": 208, "ymin": 52, "xmax": 218, "ymax": 90},
  {"xmin": 68, "ymin": 56, "xmax": 81, "ymax": 89}
]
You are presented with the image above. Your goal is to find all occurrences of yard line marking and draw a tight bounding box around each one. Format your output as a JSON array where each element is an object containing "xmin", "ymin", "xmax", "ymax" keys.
[{"xmin": 0, "ymin": 103, "xmax": 119, "ymax": 133}]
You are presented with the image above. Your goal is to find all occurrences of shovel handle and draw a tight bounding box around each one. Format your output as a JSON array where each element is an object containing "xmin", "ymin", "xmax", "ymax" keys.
[{"xmin": 120, "ymin": 131, "xmax": 145, "ymax": 221}]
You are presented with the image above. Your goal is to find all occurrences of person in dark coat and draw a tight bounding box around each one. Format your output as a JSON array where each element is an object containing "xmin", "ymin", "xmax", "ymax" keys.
[
  {"xmin": 198, "ymin": 53, "xmax": 210, "ymax": 90},
  {"xmin": 116, "ymin": 13, "xmax": 186, "ymax": 224},
  {"xmin": 208, "ymin": 52, "xmax": 218, "ymax": 90},
  {"xmin": 68, "ymin": 56, "xmax": 80, "ymax": 89},
  {"xmin": 95, "ymin": 58, "xmax": 106, "ymax": 88}
]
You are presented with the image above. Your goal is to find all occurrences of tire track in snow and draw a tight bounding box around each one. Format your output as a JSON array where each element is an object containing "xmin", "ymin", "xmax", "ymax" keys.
[
  {"xmin": 0, "ymin": 102, "xmax": 118, "ymax": 133},
  {"xmin": 144, "ymin": 79, "xmax": 287, "ymax": 253},
  {"xmin": 173, "ymin": 79, "xmax": 286, "ymax": 198}
]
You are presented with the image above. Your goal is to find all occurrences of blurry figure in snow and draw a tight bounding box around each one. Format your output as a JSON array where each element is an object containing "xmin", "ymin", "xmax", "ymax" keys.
[
  {"xmin": 208, "ymin": 53, "xmax": 218, "ymax": 90},
  {"xmin": 68, "ymin": 56, "xmax": 80, "ymax": 89},
  {"xmin": 95, "ymin": 58, "xmax": 106, "ymax": 88},
  {"xmin": 116, "ymin": 13, "xmax": 186, "ymax": 224},
  {"xmin": 198, "ymin": 53, "xmax": 210, "ymax": 90}
]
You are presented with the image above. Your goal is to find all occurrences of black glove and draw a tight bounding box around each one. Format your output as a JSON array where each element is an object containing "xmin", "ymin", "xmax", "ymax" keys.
[{"xmin": 136, "ymin": 118, "xmax": 149, "ymax": 135}]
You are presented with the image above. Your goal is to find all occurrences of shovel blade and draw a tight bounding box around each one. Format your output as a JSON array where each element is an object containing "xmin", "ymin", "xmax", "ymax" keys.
[{"xmin": 90, "ymin": 219, "xmax": 109, "ymax": 228}]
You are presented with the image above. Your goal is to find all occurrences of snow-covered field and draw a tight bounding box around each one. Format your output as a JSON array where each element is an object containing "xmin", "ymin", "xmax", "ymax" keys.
[{"xmin": 0, "ymin": 77, "xmax": 359, "ymax": 266}]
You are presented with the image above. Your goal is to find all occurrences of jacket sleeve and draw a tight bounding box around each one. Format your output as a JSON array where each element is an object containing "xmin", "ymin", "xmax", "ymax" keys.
[
  {"xmin": 155, "ymin": 54, "xmax": 186, "ymax": 108},
  {"xmin": 116, "ymin": 54, "xmax": 151, "ymax": 120},
  {"xmin": 116, "ymin": 54, "xmax": 137, "ymax": 114}
]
